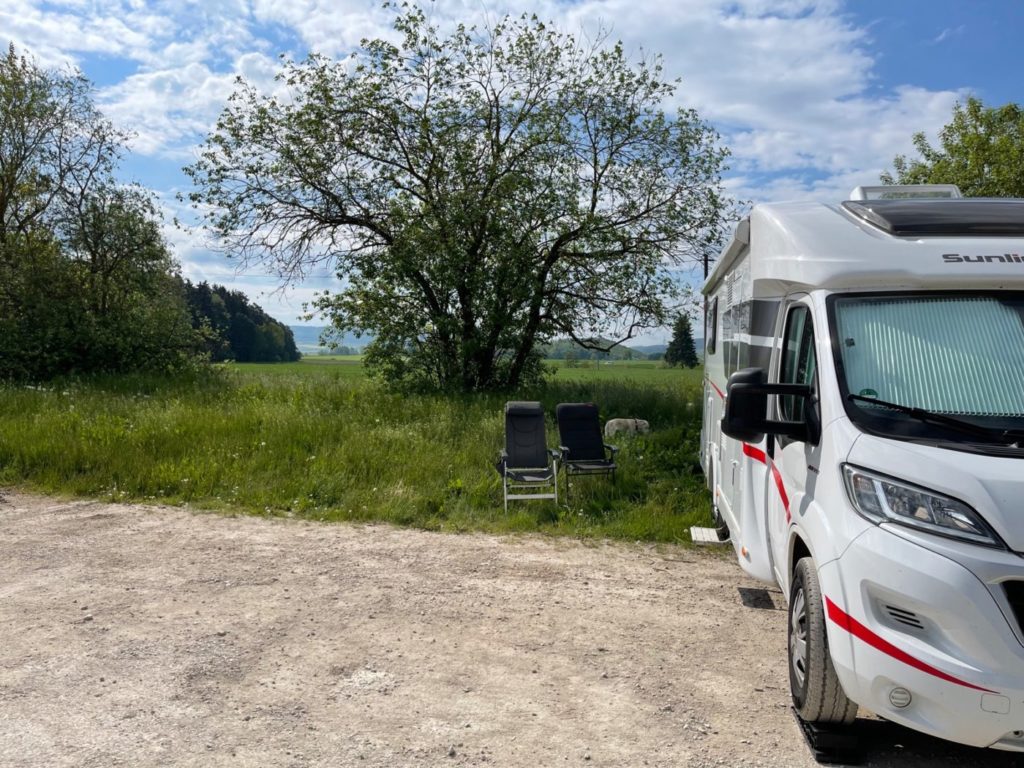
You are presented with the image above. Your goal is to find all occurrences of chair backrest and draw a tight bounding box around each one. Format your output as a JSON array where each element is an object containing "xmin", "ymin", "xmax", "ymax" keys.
[
  {"xmin": 556, "ymin": 403, "xmax": 605, "ymax": 461},
  {"xmin": 504, "ymin": 401, "xmax": 549, "ymax": 469}
]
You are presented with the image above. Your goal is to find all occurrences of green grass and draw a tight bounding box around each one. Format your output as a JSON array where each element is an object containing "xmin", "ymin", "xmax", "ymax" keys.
[
  {"xmin": 0, "ymin": 360, "xmax": 713, "ymax": 543},
  {"xmin": 549, "ymin": 359, "xmax": 704, "ymax": 385},
  {"xmin": 229, "ymin": 356, "xmax": 366, "ymax": 377}
]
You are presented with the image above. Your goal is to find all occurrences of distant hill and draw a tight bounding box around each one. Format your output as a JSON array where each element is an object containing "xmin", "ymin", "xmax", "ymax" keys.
[
  {"xmin": 287, "ymin": 328, "xmax": 699, "ymax": 360},
  {"xmin": 543, "ymin": 337, "xmax": 662, "ymax": 360},
  {"xmin": 289, "ymin": 326, "xmax": 371, "ymax": 354},
  {"xmin": 630, "ymin": 343, "xmax": 667, "ymax": 356}
]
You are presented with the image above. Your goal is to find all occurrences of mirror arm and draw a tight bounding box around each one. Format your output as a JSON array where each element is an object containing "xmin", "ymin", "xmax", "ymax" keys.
[
  {"xmin": 722, "ymin": 376, "xmax": 815, "ymax": 444},
  {"xmin": 728, "ymin": 382, "xmax": 812, "ymax": 398},
  {"xmin": 765, "ymin": 419, "xmax": 810, "ymax": 441}
]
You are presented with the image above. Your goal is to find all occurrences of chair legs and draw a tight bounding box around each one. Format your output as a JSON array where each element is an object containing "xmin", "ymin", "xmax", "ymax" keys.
[
  {"xmin": 562, "ymin": 467, "xmax": 616, "ymax": 505},
  {"xmin": 502, "ymin": 465, "xmax": 558, "ymax": 511}
]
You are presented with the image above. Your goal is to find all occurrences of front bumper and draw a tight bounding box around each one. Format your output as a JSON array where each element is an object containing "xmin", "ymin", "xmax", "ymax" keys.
[{"xmin": 819, "ymin": 526, "xmax": 1024, "ymax": 750}]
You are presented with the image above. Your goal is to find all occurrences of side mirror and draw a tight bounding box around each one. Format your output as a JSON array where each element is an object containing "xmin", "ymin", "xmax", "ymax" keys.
[
  {"xmin": 721, "ymin": 367, "xmax": 819, "ymax": 445},
  {"xmin": 721, "ymin": 368, "xmax": 771, "ymax": 443}
]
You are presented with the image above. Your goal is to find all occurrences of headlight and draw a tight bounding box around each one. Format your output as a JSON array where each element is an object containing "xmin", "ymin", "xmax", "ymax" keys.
[{"xmin": 842, "ymin": 464, "xmax": 1001, "ymax": 547}]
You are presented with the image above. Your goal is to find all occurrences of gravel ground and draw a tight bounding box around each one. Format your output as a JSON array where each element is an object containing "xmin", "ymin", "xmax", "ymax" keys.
[{"xmin": 0, "ymin": 491, "xmax": 1016, "ymax": 767}]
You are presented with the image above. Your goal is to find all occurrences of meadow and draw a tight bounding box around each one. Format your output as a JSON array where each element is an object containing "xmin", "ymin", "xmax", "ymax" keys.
[{"xmin": 0, "ymin": 359, "xmax": 712, "ymax": 542}]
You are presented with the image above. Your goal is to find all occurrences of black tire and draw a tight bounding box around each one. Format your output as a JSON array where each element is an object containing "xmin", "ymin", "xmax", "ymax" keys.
[{"xmin": 789, "ymin": 557, "xmax": 857, "ymax": 724}]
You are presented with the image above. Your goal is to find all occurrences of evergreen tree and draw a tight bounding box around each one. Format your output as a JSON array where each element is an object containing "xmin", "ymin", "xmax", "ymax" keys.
[{"xmin": 665, "ymin": 314, "xmax": 699, "ymax": 368}]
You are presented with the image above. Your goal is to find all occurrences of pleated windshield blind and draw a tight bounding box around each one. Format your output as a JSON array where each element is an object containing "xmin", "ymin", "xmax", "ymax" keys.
[{"xmin": 836, "ymin": 297, "xmax": 1024, "ymax": 417}]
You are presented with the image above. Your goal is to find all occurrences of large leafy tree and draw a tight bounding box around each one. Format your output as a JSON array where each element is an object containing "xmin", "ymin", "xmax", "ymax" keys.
[
  {"xmin": 882, "ymin": 97, "xmax": 1024, "ymax": 196},
  {"xmin": 0, "ymin": 44, "xmax": 199, "ymax": 379},
  {"xmin": 59, "ymin": 185, "xmax": 199, "ymax": 373},
  {"xmin": 187, "ymin": 5, "xmax": 731, "ymax": 391},
  {"xmin": 0, "ymin": 43, "xmax": 121, "ymax": 242}
]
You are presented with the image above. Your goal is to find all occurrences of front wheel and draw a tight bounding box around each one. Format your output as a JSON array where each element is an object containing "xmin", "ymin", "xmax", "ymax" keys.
[{"xmin": 789, "ymin": 557, "xmax": 857, "ymax": 724}]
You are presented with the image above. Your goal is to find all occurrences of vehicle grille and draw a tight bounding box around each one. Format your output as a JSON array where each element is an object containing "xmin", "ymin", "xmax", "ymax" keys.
[
  {"xmin": 884, "ymin": 605, "xmax": 924, "ymax": 631},
  {"xmin": 1003, "ymin": 581, "xmax": 1024, "ymax": 635}
]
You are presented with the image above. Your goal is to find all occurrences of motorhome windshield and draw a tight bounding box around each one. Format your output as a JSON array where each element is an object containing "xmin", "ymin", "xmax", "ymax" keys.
[{"xmin": 829, "ymin": 293, "xmax": 1024, "ymax": 450}]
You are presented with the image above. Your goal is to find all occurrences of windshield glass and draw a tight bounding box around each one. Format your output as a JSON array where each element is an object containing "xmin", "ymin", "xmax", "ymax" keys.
[{"xmin": 831, "ymin": 293, "xmax": 1024, "ymax": 442}]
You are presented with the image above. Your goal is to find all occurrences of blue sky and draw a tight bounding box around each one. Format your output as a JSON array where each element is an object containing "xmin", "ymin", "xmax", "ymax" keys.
[{"xmin": 3, "ymin": 0, "xmax": 1020, "ymax": 338}]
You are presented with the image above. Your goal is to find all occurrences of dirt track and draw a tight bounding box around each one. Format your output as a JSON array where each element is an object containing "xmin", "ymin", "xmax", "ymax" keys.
[{"xmin": 0, "ymin": 492, "xmax": 1016, "ymax": 767}]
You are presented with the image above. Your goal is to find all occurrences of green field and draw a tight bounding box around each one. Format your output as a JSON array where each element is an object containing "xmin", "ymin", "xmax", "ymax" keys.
[{"xmin": 0, "ymin": 359, "xmax": 712, "ymax": 542}]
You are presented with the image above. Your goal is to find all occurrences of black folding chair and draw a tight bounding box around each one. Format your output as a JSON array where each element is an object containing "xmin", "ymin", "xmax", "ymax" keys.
[
  {"xmin": 496, "ymin": 401, "xmax": 560, "ymax": 512},
  {"xmin": 556, "ymin": 403, "xmax": 618, "ymax": 501}
]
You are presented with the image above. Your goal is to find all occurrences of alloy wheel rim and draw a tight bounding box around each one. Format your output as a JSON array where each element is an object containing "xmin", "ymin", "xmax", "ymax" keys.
[{"xmin": 790, "ymin": 586, "xmax": 808, "ymax": 690}]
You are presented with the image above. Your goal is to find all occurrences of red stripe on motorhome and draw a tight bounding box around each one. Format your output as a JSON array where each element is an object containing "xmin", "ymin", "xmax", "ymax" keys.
[
  {"xmin": 825, "ymin": 597, "xmax": 996, "ymax": 694},
  {"xmin": 742, "ymin": 443, "xmax": 791, "ymax": 523},
  {"xmin": 770, "ymin": 462, "xmax": 791, "ymax": 523},
  {"xmin": 742, "ymin": 443, "xmax": 767, "ymax": 463}
]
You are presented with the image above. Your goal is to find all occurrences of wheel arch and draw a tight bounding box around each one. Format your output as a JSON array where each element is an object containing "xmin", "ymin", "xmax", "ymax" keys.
[{"xmin": 790, "ymin": 531, "xmax": 812, "ymax": 579}]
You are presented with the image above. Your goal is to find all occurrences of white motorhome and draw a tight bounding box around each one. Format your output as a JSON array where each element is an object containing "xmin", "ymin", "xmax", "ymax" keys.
[{"xmin": 700, "ymin": 184, "xmax": 1024, "ymax": 751}]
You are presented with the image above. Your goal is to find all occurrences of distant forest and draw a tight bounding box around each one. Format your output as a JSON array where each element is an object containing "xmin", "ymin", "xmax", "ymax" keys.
[{"xmin": 183, "ymin": 281, "xmax": 300, "ymax": 363}]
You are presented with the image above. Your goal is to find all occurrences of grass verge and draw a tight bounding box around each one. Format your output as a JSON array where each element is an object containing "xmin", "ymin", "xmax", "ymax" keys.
[{"xmin": 0, "ymin": 363, "xmax": 712, "ymax": 543}]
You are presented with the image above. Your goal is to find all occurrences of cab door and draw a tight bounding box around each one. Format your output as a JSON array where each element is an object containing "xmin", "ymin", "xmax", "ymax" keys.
[{"xmin": 767, "ymin": 298, "xmax": 821, "ymax": 592}]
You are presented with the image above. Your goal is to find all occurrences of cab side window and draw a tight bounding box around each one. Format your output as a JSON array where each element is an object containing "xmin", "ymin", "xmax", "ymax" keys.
[{"xmin": 780, "ymin": 305, "xmax": 817, "ymax": 422}]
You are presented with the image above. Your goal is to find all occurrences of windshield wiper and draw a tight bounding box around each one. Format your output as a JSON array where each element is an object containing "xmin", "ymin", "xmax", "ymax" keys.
[{"xmin": 847, "ymin": 393, "xmax": 1006, "ymax": 442}]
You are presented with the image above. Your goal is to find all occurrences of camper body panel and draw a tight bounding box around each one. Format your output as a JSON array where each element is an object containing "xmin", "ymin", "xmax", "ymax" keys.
[
  {"xmin": 701, "ymin": 193, "xmax": 1024, "ymax": 751},
  {"xmin": 765, "ymin": 390, "xmax": 872, "ymax": 595},
  {"xmin": 849, "ymin": 434, "xmax": 1024, "ymax": 553},
  {"xmin": 824, "ymin": 526, "xmax": 1024, "ymax": 750},
  {"xmin": 708, "ymin": 201, "xmax": 1024, "ymax": 295},
  {"xmin": 702, "ymin": 238, "xmax": 781, "ymax": 583}
]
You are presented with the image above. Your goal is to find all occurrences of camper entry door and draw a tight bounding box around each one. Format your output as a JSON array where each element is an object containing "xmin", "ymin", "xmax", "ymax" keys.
[{"xmin": 768, "ymin": 298, "xmax": 821, "ymax": 586}]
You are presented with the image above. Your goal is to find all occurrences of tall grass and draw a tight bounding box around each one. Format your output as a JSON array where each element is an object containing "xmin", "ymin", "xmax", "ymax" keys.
[{"xmin": 0, "ymin": 362, "xmax": 712, "ymax": 542}]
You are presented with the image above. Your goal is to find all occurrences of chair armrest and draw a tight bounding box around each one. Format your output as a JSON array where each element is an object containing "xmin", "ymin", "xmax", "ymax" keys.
[
  {"xmin": 549, "ymin": 448, "xmax": 562, "ymax": 459},
  {"xmin": 558, "ymin": 445, "xmax": 570, "ymax": 458},
  {"xmin": 604, "ymin": 444, "xmax": 619, "ymax": 458}
]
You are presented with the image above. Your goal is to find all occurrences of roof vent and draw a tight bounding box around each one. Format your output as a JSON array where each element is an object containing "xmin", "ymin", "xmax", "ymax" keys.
[
  {"xmin": 849, "ymin": 184, "xmax": 962, "ymax": 201},
  {"xmin": 843, "ymin": 198, "xmax": 1024, "ymax": 237}
]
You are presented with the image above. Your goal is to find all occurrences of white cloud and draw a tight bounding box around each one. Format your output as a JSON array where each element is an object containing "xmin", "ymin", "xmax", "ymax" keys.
[
  {"xmin": 541, "ymin": 0, "xmax": 965, "ymax": 203},
  {"xmin": 250, "ymin": 0, "xmax": 396, "ymax": 56},
  {"xmin": 4, "ymin": 0, "xmax": 969, "ymax": 192},
  {"xmin": 931, "ymin": 25, "xmax": 965, "ymax": 45},
  {"xmin": 98, "ymin": 61, "xmax": 239, "ymax": 156},
  {"xmin": 0, "ymin": 0, "xmax": 982, "ymax": 322},
  {"xmin": 0, "ymin": 0, "xmax": 164, "ymax": 65},
  {"xmin": 96, "ymin": 47, "xmax": 283, "ymax": 159}
]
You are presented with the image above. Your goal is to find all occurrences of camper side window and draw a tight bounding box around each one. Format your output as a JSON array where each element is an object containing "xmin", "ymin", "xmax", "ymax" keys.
[
  {"xmin": 780, "ymin": 306, "xmax": 817, "ymax": 424},
  {"xmin": 705, "ymin": 297, "xmax": 718, "ymax": 355}
]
